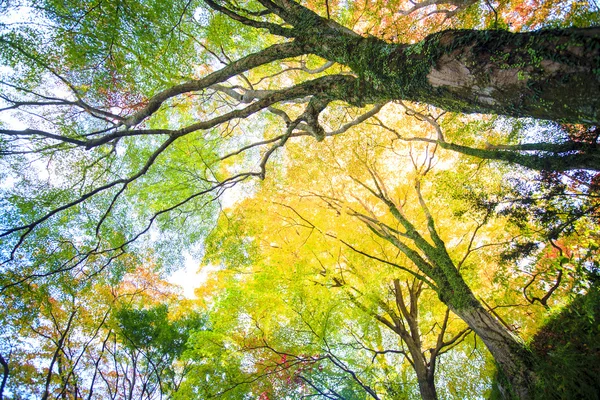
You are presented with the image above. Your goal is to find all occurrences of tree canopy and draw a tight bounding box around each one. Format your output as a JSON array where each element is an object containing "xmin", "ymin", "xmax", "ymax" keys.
[{"xmin": 0, "ymin": 0, "xmax": 599, "ymax": 399}]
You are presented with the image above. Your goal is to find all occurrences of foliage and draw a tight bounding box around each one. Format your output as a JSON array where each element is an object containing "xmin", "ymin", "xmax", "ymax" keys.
[
  {"xmin": 0, "ymin": 259, "xmax": 204, "ymax": 399},
  {"xmin": 530, "ymin": 282, "xmax": 600, "ymax": 400},
  {"xmin": 0, "ymin": 0, "xmax": 599, "ymax": 399}
]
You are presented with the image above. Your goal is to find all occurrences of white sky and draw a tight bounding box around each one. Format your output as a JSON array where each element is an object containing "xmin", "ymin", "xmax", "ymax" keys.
[{"xmin": 168, "ymin": 254, "xmax": 220, "ymax": 299}]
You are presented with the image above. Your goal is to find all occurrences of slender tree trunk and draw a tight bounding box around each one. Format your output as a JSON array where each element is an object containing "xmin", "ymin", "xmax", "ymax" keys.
[
  {"xmin": 0, "ymin": 353, "xmax": 8, "ymax": 400},
  {"xmin": 433, "ymin": 264, "xmax": 535, "ymax": 398},
  {"xmin": 306, "ymin": 28, "xmax": 600, "ymax": 124},
  {"xmin": 407, "ymin": 347, "xmax": 438, "ymax": 400},
  {"xmin": 453, "ymin": 303, "xmax": 535, "ymax": 399},
  {"xmin": 416, "ymin": 374, "xmax": 438, "ymax": 400}
]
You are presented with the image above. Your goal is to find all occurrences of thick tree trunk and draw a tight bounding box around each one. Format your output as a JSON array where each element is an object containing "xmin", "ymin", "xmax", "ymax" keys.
[{"xmin": 308, "ymin": 28, "xmax": 600, "ymax": 124}]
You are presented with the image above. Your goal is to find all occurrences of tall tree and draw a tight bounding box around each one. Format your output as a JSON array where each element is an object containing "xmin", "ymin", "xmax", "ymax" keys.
[
  {"xmin": 0, "ymin": 256, "xmax": 202, "ymax": 399},
  {"xmin": 0, "ymin": 0, "xmax": 597, "ymax": 285},
  {"xmin": 1, "ymin": 0, "xmax": 598, "ymax": 398},
  {"xmin": 212, "ymin": 122, "xmax": 593, "ymax": 398},
  {"xmin": 199, "ymin": 198, "xmax": 477, "ymax": 399},
  {"xmin": 196, "ymin": 121, "xmax": 557, "ymax": 397}
]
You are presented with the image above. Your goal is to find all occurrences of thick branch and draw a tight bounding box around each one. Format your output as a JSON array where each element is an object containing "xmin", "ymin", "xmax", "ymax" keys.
[
  {"xmin": 123, "ymin": 41, "xmax": 307, "ymax": 127},
  {"xmin": 305, "ymin": 28, "xmax": 600, "ymax": 124}
]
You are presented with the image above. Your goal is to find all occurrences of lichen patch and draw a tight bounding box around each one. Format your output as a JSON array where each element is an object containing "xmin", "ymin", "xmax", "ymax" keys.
[{"xmin": 426, "ymin": 55, "xmax": 474, "ymax": 88}]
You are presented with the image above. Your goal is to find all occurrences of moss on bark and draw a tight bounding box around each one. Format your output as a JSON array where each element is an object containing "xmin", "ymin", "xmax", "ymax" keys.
[{"xmin": 307, "ymin": 28, "xmax": 600, "ymax": 124}]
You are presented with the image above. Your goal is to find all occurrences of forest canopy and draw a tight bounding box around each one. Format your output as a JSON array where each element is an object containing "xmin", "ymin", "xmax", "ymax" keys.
[{"xmin": 0, "ymin": 0, "xmax": 599, "ymax": 399}]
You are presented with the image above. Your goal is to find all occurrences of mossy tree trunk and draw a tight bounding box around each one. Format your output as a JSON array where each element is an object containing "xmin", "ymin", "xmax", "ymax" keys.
[
  {"xmin": 382, "ymin": 240, "xmax": 536, "ymax": 399},
  {"xmin": 421, "ymin": 260, "xmax": 535, "ymax": 400},
  {"xmin": 431, "ymin": 256, "xmax": 536, "ymax": 399},
  {"xmin": 351, "ymin": 177, "xmax": 536, "ymax": 399},
  {"xmin": 302, "ymin": 28, "xmax": 600, "ymax": 124},
  {"xmin": 455, "ymin": 304, "xmax": 535, "ymax": 400}
]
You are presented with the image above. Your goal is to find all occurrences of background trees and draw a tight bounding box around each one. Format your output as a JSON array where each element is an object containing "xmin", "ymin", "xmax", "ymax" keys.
[
  {"xmin": 0, "ymin": 258, "xmax": 204, "ymax": 399},
  {"xmin": 0, "ymin": 0, "xmax": 599, "ymax": 398}
]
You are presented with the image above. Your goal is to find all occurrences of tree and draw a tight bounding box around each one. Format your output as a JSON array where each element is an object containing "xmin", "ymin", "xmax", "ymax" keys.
[
  {"xmin": 182, "ymin": 280, "xmax": 389, "ymax": 399},
  {"xmin": 201, "ymin": 119, "xmax": 597, "ymax": 399},
  {"xmin": 0, "ymin": 256, "xmax": 202, "ymax": 399},
  {"xmin": 341, "ymin": 158, "xmax": 537, "ymax": 398},
  {"xmin": 351, "ymin": 279, "xmax": 472, "ymax": 400},
  {"xmin": 195, "ymin": 122, "xmax": 551, "ymax": 398},
  {"xmin": 198, "ymin": 196, "xmax": 476, "ymax": 399},
  {"xmin": 1, "ymin": 0, "xmax": 597, "ymax": 277},
  {"xmin": 1, "ymin": 0, "xmax": 598, "ymax": 398},
  {"xmin": 0, "ymin": 0, "xmax": 595, "ymax": 286}
]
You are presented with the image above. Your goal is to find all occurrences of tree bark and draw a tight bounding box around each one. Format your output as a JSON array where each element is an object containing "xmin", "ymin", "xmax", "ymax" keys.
[
  {"xmin": 306, "ymin": 28, "xmax": 600, "ymax": 124},
  {"xmin": 415, "ymin": 365, "xmax": 438, "ymax": 400},
  {"xmin": 405, "ymin": 340, "xmax": 439, "ymax": 400},
  {"xmin": 451, "ymin": 300, "xmax": 535, "ymax": 399},
  {"xmin": 417, "ymin": 375, "xmax": 438, "ymax": 400}
]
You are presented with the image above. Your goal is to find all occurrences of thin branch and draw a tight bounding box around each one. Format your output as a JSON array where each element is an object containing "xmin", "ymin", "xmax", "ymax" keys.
[
  {"xmin": 0, "ymin": 353, "xmax": 8, "ymax": 400},
  {"xmin": 203, "ymin": 0, "xmax": 293, "ymax": 37}
]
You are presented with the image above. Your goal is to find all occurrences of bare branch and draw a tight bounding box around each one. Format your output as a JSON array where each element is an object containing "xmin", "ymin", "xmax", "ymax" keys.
[
  {"xmin": 523, "ymin": 269, "xmax": 563, "ymax": 308},
  {"xmin": 203, "ymin": 0, "xmax": 293, "ymax": 37},
  {"xmin": 123, "ymin": 41, "xmax": 307, "ymax": 127},
  {"xmin": 398, "ymin": 0, "xmax": 476, "ymax": 18}
]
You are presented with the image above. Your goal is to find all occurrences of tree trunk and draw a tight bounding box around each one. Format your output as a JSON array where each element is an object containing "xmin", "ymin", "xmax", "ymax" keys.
[
  {"xmin": 417, "ymin": 374, "xmax": 438, "ymax": 400},
  {"xmin": 364, "ymin": 207, "xmax": 537, "ymax": 397},
  {"xmin": 454, "ymin": 304, "xmax": 535, "ymax": 399},
  {"xmin": 434, "ymin": 267, "xmax": 535, "ymax": 399},
  {"xmin": 407, "ymin": 346, "xmax": 438, "ymax": 400},
  {"xmin": 307, "ymin": 28, "xmax": 600, "ymax": 124},
  {"xmin": 0, "ymin": 353, "xmax": 7, "ymax": 400}
]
